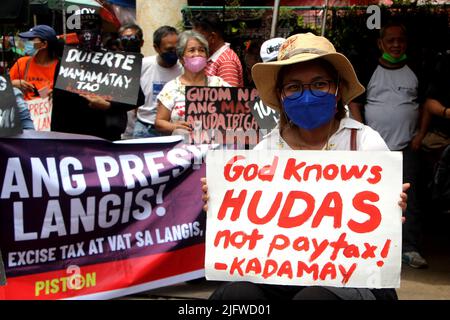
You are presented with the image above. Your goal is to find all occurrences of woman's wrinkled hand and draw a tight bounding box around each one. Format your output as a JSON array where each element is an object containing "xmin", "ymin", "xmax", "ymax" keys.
[
  {"xmin": 173, "ymin": 121, "xmax": 192, "ymax": 132},
  {"xmin": 201, "ymin": 177, "xmax": 208, "ymax": 212}
]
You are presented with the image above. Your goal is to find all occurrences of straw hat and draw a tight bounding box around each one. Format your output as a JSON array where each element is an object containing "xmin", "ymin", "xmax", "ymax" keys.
[{"xmin": 252, "ymin": 33, "xmax": 365, "ymax": 111}]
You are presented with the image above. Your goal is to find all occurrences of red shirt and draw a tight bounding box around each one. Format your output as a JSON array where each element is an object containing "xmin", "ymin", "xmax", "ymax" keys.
[{"xmin": 205, "ymin": 44, "xmax": 244, "ymax": 87}]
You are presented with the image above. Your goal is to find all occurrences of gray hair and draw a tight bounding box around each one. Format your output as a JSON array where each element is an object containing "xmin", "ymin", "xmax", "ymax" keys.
[{"xmin": 176, "ymin": 30, "xmax": 209, "ymax": 58}]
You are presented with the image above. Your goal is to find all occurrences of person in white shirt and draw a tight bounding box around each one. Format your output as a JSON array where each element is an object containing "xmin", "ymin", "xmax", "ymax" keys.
[{"xmin": 121, "ymin": 25, "xmax": 183, "ymax": 139}]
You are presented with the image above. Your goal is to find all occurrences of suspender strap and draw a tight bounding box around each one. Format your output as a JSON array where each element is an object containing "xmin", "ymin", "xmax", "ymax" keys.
[
  {"xmin": 23, "ymin": 56, "xmax": 33, "ymax": 82},
  {"xmin": 350, "ymin": 128, "xmax": 357, "ymax": 151}
]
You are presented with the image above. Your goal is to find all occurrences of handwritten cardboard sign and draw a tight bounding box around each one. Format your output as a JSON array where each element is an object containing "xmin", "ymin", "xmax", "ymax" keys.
[
  {"xmin": 0, "ymin": 75, "xmax": 22, "ymax": 137},
  {"xmin": 206, "ymin": 150, "xmax": 403, "ymax": 288},
  {"xmin": 26, "ymin": 97, "xmax": 52, "ymax": 131},
  {"xmin": 55, "ymin": 46, "xmax": 142, "ymax": 105},
  {"xmin": 185, "ymin": 86, "xmax": 260, "ymax": 144}
]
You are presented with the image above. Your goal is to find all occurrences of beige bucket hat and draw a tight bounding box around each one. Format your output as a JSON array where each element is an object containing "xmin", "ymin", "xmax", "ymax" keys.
[{"xmin": 251, "ymin": 33, "xmax": 365, "ymax": 111}]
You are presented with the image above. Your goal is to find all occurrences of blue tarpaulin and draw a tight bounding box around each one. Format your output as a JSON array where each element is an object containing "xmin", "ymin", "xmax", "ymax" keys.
[{"xmin": 107, "ymin": 0, "xmax": 135, "ymax": 8}]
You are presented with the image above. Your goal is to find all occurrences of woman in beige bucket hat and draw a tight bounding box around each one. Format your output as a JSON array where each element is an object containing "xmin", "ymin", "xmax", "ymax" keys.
[
  {"xmin": 251, "ymin": 32, "xmax": 389, "ymax": 152},
  {"xmin": 204, "ymin": 33, "xmax": 410, "ymax": 300}
]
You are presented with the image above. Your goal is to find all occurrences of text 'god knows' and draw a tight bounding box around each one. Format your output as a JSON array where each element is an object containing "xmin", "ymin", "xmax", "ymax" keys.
[{"xmin": 224, "ymin": 155, "xmax": 383, "ymax": 184}]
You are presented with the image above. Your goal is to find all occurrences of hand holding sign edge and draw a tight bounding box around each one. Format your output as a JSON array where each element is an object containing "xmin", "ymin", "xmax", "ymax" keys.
[
  {"xmin": 400, "ymin": 183, "xmax": 409, "ymax": 224},
  {"xmin": 80, "ymin": 93, "xmax": 112, "ymax": 111},
  {"xmin": 201, "ymin": 177, "xmax": 209, "ymax": 212}
]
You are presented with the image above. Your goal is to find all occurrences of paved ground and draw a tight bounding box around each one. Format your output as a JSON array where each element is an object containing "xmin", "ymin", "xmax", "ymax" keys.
[
  {"xmin": 397, "ymin": 213, "xmax": 450, "ymax": 300},
  {"xmin": 125, "ymin": 213, "xmax": 450, "ymax": 300}
]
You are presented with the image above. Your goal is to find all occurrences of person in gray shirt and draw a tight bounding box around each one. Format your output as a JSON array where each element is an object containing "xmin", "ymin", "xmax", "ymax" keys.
[{"xmin": 349, "ymin": 22, "xmax": 427, "ymax": 269}]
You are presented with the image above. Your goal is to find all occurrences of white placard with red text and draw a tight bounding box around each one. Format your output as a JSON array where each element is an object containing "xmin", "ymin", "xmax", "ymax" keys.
[
  {"xmin": 205, "ymin": 150, "xmax": 403, "ymax": 288},
  {"xmin": 26, "ymin": 97, "xmax": 52, "ymax": 131}
]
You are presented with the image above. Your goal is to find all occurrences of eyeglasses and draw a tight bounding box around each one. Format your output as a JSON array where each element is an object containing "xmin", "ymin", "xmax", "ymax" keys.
[{"xmin": 281, "ymin": 79, "xmax": 336, "ymax": 99}]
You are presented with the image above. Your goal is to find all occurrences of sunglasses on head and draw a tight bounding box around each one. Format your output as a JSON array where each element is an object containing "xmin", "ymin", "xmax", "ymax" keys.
[{"xmin": 120, "ymin": 35, "xmax": 138, "ymax": 41}]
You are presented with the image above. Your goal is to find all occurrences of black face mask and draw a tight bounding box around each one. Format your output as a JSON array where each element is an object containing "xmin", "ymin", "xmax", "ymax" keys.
[
  {"xmin": 160, "ymin": 51, "xmax": 178, "ymax": 67},
  {"xmin": 120, "ymin": 35, "xmax": 141, "ymax": 53},
  {"xmin": 78, "ymin": 29, "xmax": 101, "ymax": 51}
]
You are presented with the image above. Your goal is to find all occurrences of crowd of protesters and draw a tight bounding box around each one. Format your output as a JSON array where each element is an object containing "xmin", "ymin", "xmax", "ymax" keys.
[{"xmin": 1, "ymin": 7, "xmax": 449, "ymax": 299}]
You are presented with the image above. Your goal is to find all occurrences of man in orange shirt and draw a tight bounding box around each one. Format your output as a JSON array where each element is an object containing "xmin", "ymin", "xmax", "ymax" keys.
[{"xmin": 9, "ymin": 25, "xmax": 59, "ymax": 100}]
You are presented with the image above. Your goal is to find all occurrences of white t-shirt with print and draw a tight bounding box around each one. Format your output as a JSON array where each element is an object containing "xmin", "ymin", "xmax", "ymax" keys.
[
  {"xmin": 157, "ymin": 75, "xmax": 230, "ymax": 123},
  {"xmin": 137, "ymin": 55, "xmax": 183, "ymax": 124}
]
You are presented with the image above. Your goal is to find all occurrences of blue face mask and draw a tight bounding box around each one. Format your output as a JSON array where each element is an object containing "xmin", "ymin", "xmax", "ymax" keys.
[
  {"xmin": 282, "ymin": 90, "xmax": 337, "ymax": 130},
  {"xmin": 24, "ymin": 41, "xmax": 36, "ymax": 56}
]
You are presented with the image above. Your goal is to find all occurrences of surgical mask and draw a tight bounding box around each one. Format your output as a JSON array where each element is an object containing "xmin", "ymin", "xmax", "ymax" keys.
[
  {"xmin": 24, "ymin": 40, "xmax": 36, "ymax": 56},
  {"xmin": 282, "ymin": 89, "xmax": 338, "ymax": 130},
  {"xmin": 160, "ymin": 51, "xmax": 178, "ymax": 67},
  {"xmin": 381, "ymin": 52, "xmax": 407, "ymax": 64},
  {"xmin": 120, "ymin": 35, "xmax": 141, "ymax": 53},
  {"xmin": 184, "ymin": 56, "xmax": 207, "ymax": 73}
]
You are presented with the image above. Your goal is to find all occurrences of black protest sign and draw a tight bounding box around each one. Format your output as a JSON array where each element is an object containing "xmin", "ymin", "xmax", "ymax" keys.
[
  {"xmin": 249, "ymin": 95, "xmax": 280, "ymax": 130},
  {"xmin": 55, "ymin": 46, "xmax": 142, "ymax": 105},
  {"xmin": 0, "ymin": 75, "xmax": 22, "ymax": 137},
  {"xmin": 185, "ymin": 86, "xmax": 259, "ymax": 131}
]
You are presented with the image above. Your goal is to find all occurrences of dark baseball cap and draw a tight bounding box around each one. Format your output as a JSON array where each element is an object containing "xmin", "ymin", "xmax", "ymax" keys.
[{"xmin": 19, "ymin": 25, "xmax": 57, "ymax": 42}]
